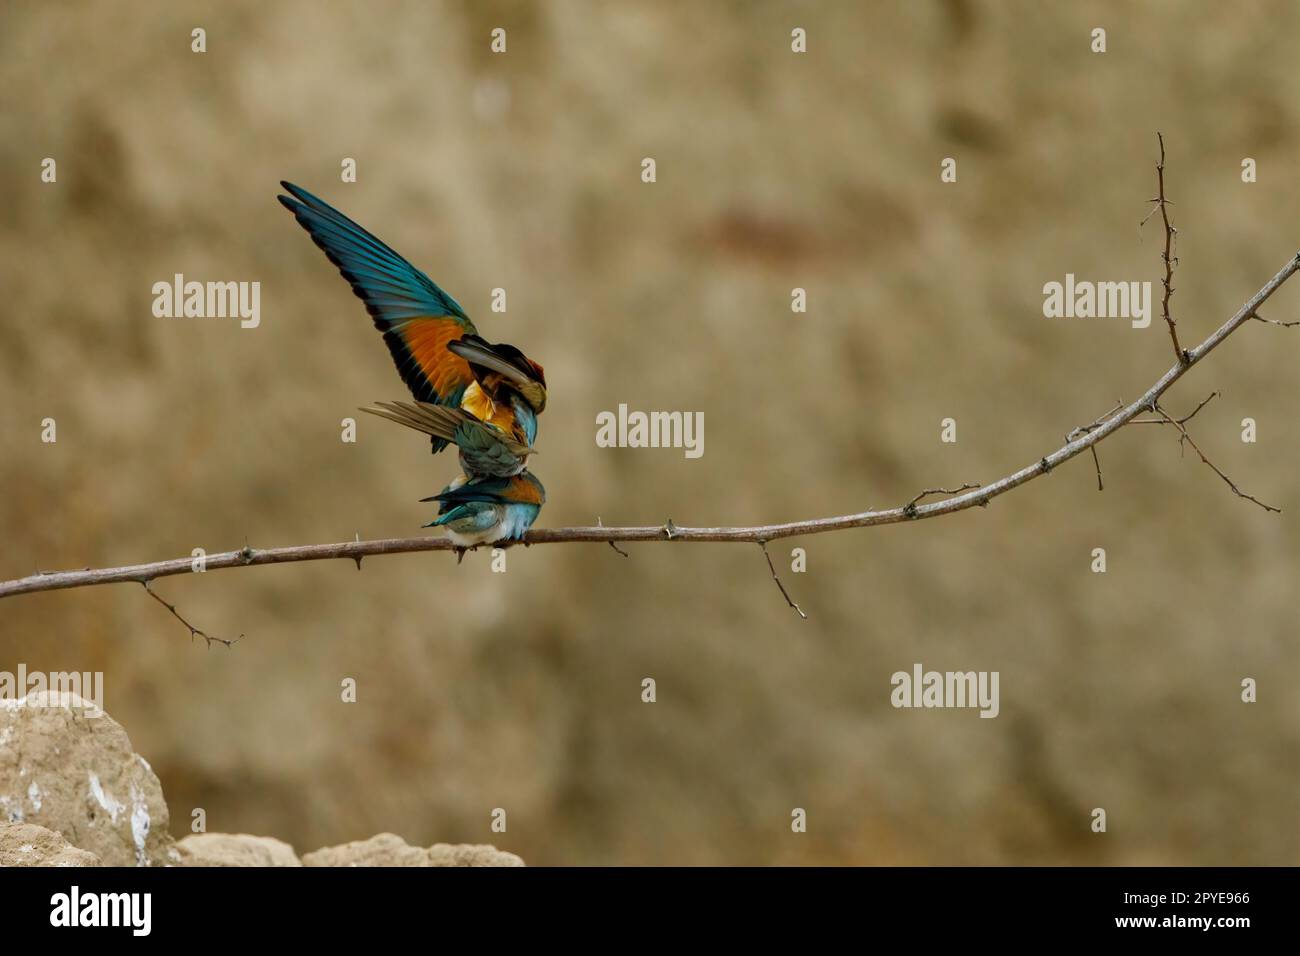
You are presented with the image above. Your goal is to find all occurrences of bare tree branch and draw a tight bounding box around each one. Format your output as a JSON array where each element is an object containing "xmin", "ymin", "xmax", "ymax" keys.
[
  {"xmin": 4, "ymin": 246, "xmax": 1295, "ymax": 602},
  {"xmin": 1067, "ymin": 401, "xmax": 1125, "ymax": 491},
  {"xmin": 1067, "ymin": 388, "xmax": 1217, "ymax": 489},
  {"xmin": 1130, "ymin": 390, "xmax": 1218, "ymax": 424},
  {"xmin": 141, "ymin": 581, "xmax": 237, "ymax": 648},
  {"xmin": 1251, "ymin": 310, "xmax": 1300, "ymax": 328},
  {"xmin": 1151, "ymin": 402, "xmax": 1280, "ymax": 513},
  {"xmin": 903, "ymin": 483, "xmax": 982, "ymax": 517},
  {"xmin": 1140, "ymin": 132, "xmax": 1186, "ymax": 363},
  {"xmin": 759, "ymin": 541, "xmax": 806, "ymax": 620},
  {"xmin": 5, "ymin": 127, "xmax": 1300, "ymax": 616}
]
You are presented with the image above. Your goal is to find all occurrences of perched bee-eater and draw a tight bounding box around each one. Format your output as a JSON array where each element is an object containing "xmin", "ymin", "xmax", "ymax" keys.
[
  {"xmin": 276, "ymin": 182, "xmax": 546, "ymax": 474},
  {"xmin": 423, "ymin": 471, "xmax": 547, "ymax": 556}
]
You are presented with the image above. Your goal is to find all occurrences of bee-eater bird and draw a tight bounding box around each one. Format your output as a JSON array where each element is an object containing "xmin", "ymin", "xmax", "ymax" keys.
[
  {"xmin": 422, "ymin": 471, "xmax": 547, "ymax": 555},
  {"xmin": 275, "ymin": 182, "xmax": 547, "ymax": 476}
]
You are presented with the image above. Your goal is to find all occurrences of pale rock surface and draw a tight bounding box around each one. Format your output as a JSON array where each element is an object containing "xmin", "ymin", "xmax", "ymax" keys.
[
  {"xmin": 1, "ymin": 694, "xmax": 524, "ymax": 867},
  {"xmin": 0, "ymin": 691, "xmax": 172, "ymax": 866},
  {"xmin": 302, "ymin": 832, "xmax": 524, "ymax": 867},
  {"xmin": 173, "ymin": 832, "xmax": 302, "ymax": 866},
  {"xmin": 0, "ymin": 820, "xmax": 101, "ymax": 867}
]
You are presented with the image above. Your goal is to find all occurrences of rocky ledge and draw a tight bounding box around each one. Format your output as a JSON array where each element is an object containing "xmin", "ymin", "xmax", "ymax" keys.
[{"xmin": 0, "ymin": 692, "xmax": 522, "ymax": 867}]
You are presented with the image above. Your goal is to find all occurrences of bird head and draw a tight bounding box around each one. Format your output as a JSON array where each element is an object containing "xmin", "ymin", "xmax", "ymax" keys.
[{"xmin": 448, "ymin": 336, "xmax": 547, "ymax": 414}]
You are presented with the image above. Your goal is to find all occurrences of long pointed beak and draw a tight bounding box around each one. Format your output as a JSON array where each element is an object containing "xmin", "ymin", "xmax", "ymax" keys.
[{"xmin": 447, "ymin": 339, "xmax": 536, "ymax": 387}]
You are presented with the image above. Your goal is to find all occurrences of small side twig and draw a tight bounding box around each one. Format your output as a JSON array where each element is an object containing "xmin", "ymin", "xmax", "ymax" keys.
[
  {"xmin": 1251, "ymin": 310, "xmax": 1300, "ymax": 328},
  {"xmin": 1086, "ymin": 447, "xmax": 1104, "ymax": 491},
  {"xmin": 1068, "ymin": 400, "xmax": 1126, "ymax": 491},
  {"xmin": 758, "ymin": 540, "xmax": 806, "ymax": 620},
  {"xmin": 903, "ymin": 483, "xmax": 981, "ymax": 517},
  {"xmin": 1140, "ymin": 132, "xmax": 1186, "ymax": 363},
  {"xmin": 1068, "ymin": 400, "xmax": 1126, "ymax": 442},
  {"xmin": 1130, "ymin": 390, "xmax": 1218, "ymax": 425},
  {"xmin": 1152, "ymin": 402, "xmax": 1280, "ymax": 513},
  {"xmin": 597, "ymin": 517, "xmax": 629, "ymax": 557},
  {"xmin": 140, "ymin": 580, "xmax": 237, "ymax": 648}
]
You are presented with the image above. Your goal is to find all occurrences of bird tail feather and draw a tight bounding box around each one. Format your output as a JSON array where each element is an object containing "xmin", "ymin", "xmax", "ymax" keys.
[{"xmin": 360, "ymin": 400, "xmax": 472, "ymax": 443}]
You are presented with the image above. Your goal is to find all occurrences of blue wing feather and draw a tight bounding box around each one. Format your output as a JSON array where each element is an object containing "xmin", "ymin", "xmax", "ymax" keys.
[
  {"xmin": 278, "ymin": 181, "xmax": 480, "ymax": 450},
  {"xmin": 277, "ymin": 182, "xmax": 472, "ymax": 327}
]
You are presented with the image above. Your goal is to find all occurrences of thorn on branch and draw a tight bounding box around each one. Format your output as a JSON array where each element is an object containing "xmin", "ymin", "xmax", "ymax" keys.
[
  {"xmin": 597, "ymin": 516, "xmax": 629, "ymax": 557},
  {"xmin": 140, "ymin": 580, "xmax": 237, "ymax": 648},
  {"xmin": 352, "ymin": 532, "xmax": 363, "ymax": 570},
  {"xmin": 662, "ymin": 518, "xmax": 678, "ymax": 540},
  {"xmin": 758, "ymin": 540, "xmax": 806, "ymax": 620},
  {"xmin": 1152, "ymin": 402, "xmax": 1280, "ymax": 513}
]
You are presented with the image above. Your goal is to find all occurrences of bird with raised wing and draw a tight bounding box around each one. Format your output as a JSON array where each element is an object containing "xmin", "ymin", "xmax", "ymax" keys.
[
  {"xmin": 277, "ymin": 182, "xmax": 549, "ymax": 541},
  {"xmin": 276, "ymin": 182, "xmax": 546, "ymax": 472}
]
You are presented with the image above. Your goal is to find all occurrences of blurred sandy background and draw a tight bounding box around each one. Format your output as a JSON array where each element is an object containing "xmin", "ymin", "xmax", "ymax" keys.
[{"xmin": 1, "ymin": 0, "xmax": 1297, "ymax": 865}]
